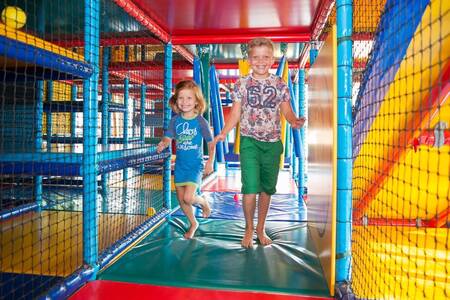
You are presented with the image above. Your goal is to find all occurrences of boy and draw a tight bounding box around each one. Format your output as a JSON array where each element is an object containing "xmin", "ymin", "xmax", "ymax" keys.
[{"xmin": 214, "ymin": 38, "xmax": 305, "ymax": 248}]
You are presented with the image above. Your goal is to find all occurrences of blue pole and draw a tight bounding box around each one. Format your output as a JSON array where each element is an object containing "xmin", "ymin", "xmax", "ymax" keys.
[
  {"xmin": 71, "ymin": 84, "xmax": 78, "ymax": 152},
  {"xmin": 209, "ymin": 66, "xmax": 224, "ymax": 162},
  {"xmin": 140, "ymin": 84, "xmax": 146, "ymax": 145},
  {"xmin": 298, "ymin": 69, "xmax": 306, "ymax": 197},
  {"xmin": 291, "ymin": 75, "xmax": 299, "ymax": 179},
  {"xmin": 123, "ymin": 76, "xmax": 129, "ymax": 187},
  {"xmin": 124, "ymin": 78, "xmax": 129, "ymax": 147},
  {"xmin": 108, "ymin": 92, "xmax": 112, "ymax": 131},
  {"xmin": 275, "ymin": 56, "xmax": 286, "ymax": 76},
  {"xmin": 163, "ymin": 43, "xmax": 173, "ymax": 210},
  {"xmin": 101, "ymin": 47, "xmax": 110, "ymax": 147},
  {"xmin": 286, "ymin": 71, "xmax": 297, "ymax": 162},
  {"xmin": 35, "ymin": 81, "xmax": 44, "ymax": 211},
  {"xmin": 101, "ymin": 47, "xmax": 109, "ymax": 213},
  {"xmin": 214, "ymin": 71, "xmax": 229, "ymax": 154},
  {"xmin": 132, "ymin": 89, "xmax": 136, "ymax": 138},
  {"xmin": 336, "ymin": 0, "xmax": 353, "ymax": 284},
  {"xmin": 83, "ymin": 0, "xmax": 100, "ymax": 267},
  {"xmin": 35, "ymin": 0, "xmax": 46, "ymax": 211},
  {"xmin": 122, "ymin": 78, "xmax": 129, "ymax": 213},
  {"xmin": 310, "ymin": 48, "xmax": 318, "ymax": 66},
  {"xmin": 193, "ymin": 56, "xmax": 201, "ymax": 86},
  {"xmin": 46, "ymin": 81, "xmax": 53, "ymax": 152},
  {"xmin": 140, "ymin": 84, "xmax": 146, "ymax": 174}
]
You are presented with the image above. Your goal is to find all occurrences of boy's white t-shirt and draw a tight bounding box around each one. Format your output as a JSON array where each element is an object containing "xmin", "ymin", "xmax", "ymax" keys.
[{"xmin": 232, "ymin": 74, "xmax": 290, "ymax": 142}]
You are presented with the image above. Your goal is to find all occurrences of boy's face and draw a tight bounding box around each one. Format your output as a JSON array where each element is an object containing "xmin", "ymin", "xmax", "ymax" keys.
[{"xmin": 248, "ymin": 45, "xmax": 275, "ymax": 79}]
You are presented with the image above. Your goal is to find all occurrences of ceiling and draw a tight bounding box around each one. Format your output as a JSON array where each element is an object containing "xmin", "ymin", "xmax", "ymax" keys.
[
  {"xmin": 132, "ymin": 0, "xmax": 320, "ymax": 44},
  {"xmin": 108, "ymin": 0, "xmax": 384, "ymax": 86},
  {"xmin": 130, "ymin": 0, "xmax": 328, "ymax": 63}
]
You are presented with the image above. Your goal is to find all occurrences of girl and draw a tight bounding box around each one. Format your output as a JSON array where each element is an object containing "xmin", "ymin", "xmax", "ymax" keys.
[{"xmin": 157, "ymin": 80, "xmax": 215, "ymax": 239}]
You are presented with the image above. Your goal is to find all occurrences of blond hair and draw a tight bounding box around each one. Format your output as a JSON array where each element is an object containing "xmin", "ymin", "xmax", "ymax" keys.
[
  {"xmin": 248, "ymin": 37, "xmax": 275, "ymax": 55},
  {"xmin": 169, "ymin": 80, "xmax": 207, "ymax": 114}
]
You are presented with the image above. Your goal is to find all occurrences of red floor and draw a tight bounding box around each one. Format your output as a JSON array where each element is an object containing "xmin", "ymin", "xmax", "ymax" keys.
[{"xmin": 71, "ymin": 280, "xmax": 332, "ymax": 300}]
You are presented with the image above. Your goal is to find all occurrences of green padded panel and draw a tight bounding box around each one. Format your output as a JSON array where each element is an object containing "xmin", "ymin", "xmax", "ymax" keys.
[{"xmin": 99, "ymin": 217, "xmax": 330, "ymax": 297}]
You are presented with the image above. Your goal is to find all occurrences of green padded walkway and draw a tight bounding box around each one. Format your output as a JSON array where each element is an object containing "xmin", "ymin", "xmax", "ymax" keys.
[{"xmin": 99, "ymin": 216, "xmax": 330, "ymax": 297}]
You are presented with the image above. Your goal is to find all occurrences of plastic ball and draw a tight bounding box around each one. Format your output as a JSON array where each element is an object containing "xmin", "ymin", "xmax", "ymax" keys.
[
  {"xmin": 1, "ymin": 6, "xmax": 27, "ymax": 29},
  {"xmin": 147, "ymin": 207, "xmax": 156, "ymax": 217}
]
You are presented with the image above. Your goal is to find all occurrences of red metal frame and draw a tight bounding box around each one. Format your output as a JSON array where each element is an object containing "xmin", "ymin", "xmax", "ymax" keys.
[
  {"xmin": 311, "ymin": 0, "xmax": 335, "ymax": 41},
  {"xmin": 112, "ymin": 0, "xmax": 194, "ymax": 63},
  {"xmin": 171, "ymin": 32, "xmax": 311, "ymax": 45},
  {"xmin": 54, "ymin": 37, "xmax": 162, "ymax": 47}
]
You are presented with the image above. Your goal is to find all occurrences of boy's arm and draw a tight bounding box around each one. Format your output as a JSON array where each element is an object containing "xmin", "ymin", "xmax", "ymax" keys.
[
  {"xmin": 204, "ymin": 140, "xmax": 216, "ymax": 175},
  {"xmin": 157, "ymin": 137, "xmax": 172, "ymax": 153},
  {"xmin": 280, "ymin": 102, "xmax": 306, "ymax": 129},
  {"xmin": 215, "ymin": 101, "xmax": 242, "ymax": 142}
]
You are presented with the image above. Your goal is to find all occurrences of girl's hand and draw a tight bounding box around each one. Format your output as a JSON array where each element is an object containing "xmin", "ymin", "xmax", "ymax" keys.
[
  {"xmin": 291, "ymin": 116, "xmax": 306, "ymax": 129},
  {"xmin": 204, "ymin": 160, "xmax": 214, "ymax": 175},
  {"xmin": 156, "ymin": 141, "xmax": 167, "ymax": 153}
]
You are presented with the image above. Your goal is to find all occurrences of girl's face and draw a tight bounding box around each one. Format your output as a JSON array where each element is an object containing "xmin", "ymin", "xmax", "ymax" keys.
[
  {"xmin": 176, "ymin": 88, "xmax": 197, "ymax": 116},
  {"xmin": 248, "ymin": 45, "xmax": 274, "ymax": 79}
]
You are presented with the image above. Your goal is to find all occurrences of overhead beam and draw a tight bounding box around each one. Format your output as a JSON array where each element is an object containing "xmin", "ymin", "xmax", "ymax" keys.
[
  {"xmin": 311, "ymin": 0, "xmax": 335, "ymax": 41},
  {"xmin": 112, "ymin": 0, "xmax": 193, "ymax": 63},
  {"xmin": 171, "ymin": 32, "xmax": 310, "ymax": 45}
]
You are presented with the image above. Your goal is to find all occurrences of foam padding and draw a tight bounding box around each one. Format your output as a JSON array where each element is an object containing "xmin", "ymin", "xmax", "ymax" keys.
[
  {"xmin": 172, "ymin": 192, "xmax": 306, "ymax": 221},
  {"xmin": 98, "ymin": 217, "xmax": 330, "ymax": 297}
]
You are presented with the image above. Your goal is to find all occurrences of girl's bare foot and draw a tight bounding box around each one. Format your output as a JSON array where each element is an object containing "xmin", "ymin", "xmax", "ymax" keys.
[
  {"xmin": 256, "ymin": 230, "xmax": 272, "ymax": 246},
  {"xmin": 202, "ymin": 199, "xmax": 211, "ymax": 218},
  {"xmin": 241, "ymin": 229, "xmax": 254, "ymax": 248},
  {"xmin": 184, "ymin": 221, "xmax": 199, "ymax": 239}
]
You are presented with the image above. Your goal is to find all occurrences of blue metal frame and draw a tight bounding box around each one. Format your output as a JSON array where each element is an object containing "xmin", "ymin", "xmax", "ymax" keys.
[
  {"xmin": 0, "ymin": 36, "xmax": 93, "ymax": 79},
  {"xmin": 336, "ymin": 0, "xmax": 353, "ymax": 283},
  {"xmin": 71, "ymin": 84, "xmax": 78, "ymax": 152},
  {"xmin": 101, "ymin": 47, "xmax": 110, "ymax": 147},
  {"xmin": 140, "ymin": 84, "xmax": 146, "ymax": 145},
  {"xmin": 45, "ymin": 81, "xmax": 53, "ymax": 152},
  {"xmin": 123, "ymin": 77, "xmax": 129, "ymax": 183},
  {"xmin": 163, "ymin": 42, "xmax": 173, "ymax": 209},
  {"xmin": 209, "ymin": 65, "xmax": 224, "ymax": 162},
  {"xmin": 193, "ymin": 56, "xmax": 202, "ymax": 86},
  {"xmin": 298, "ymin": 69, "xmax": 306, "ymax": 196},
  {"xmin": 35, "ymin": 81, "xmax": 44, "ymax": 210},
  {"xmin": 82, "ymin": 0, "xmax": 100, "ymax": 267}
]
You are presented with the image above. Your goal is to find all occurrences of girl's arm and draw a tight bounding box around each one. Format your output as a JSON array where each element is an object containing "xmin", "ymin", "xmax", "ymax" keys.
[
  {"xmin": 215, "ymin": 101, "xmax": 241, "ymax": 142},
  {"xmin": 157, "ymin": 137, "xmax": 172, "ymax": 153},
  {"xmin": 280, "ymin": 101, "xmax": 306, "ymax": 129},
  {"xmin": 204, "ymin": 140, "xmax": 216, "ymax": 175}
]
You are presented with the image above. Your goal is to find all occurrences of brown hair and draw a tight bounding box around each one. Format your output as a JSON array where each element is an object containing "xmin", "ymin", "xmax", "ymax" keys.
[
  {"xmin": 248, "ymin": 37, "xmax": 275, "ymax": 55},
  {"xmin": 169, "ymin": 80, "xmax": 207, "ymax": 114}
]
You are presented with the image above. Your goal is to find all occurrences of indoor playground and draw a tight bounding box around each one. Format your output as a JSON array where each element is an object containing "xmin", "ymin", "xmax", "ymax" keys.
[{"xmin": 0, "ymin": 0, "xmax": 449, "ymax": 299}]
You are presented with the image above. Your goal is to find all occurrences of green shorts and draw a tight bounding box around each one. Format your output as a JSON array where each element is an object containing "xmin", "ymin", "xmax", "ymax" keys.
[{"xmin": 239, "ymin": 136, "xmax": 283, "ymax": 195}]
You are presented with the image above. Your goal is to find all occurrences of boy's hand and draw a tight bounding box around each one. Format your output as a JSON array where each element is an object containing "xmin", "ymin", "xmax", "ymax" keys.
[
  {"xmin": 291, "ymin": 116, "xmax": 306, "ymax": 129},
  {"xmin": 214, "ymin": 133, "xmax": 226, "ymax": 144},
  {"xmin": 156, "ymin": 141, "xmax": 166, "ymax": 153}
]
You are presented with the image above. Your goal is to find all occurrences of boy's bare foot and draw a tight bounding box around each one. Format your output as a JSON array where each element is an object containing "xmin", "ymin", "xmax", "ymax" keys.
[
  {"xmin": 256, "ymin": 230, "xmax": 272, "ymax": 246},
  {"xmin": 184, "ymin": 221, "xmax": 199, "ymax": 239},
  {"xmin": 202, "ymin": 199, "xmax": 211, "ymax": 218},
  {"xmin": 241, "ymin": 229, "xmax": 254, "ymax": 248}
]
